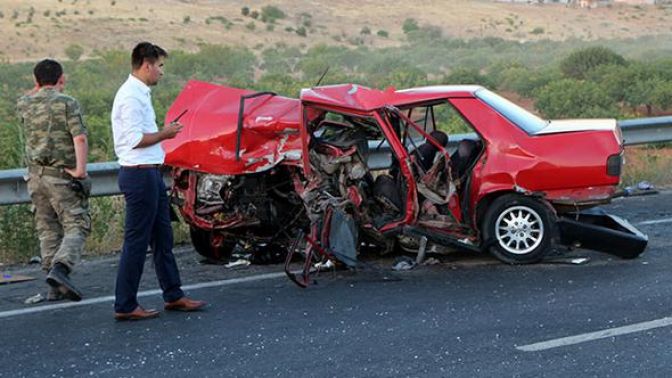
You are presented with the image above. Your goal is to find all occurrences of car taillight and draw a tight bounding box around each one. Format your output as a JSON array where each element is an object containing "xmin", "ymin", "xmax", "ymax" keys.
[{"xmin": 607, "ymin": 154, "xmax": 622, "ymax": 177}]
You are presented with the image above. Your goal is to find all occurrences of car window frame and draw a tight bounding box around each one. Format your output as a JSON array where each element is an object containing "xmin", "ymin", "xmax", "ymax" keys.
[{"xmin": 474, "ymin": 88, "xmax": 548, "ymax": 134}]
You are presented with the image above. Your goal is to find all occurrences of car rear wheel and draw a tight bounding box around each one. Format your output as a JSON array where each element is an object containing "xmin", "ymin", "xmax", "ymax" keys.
[
  {"xmin": 189, "ymin": 227, "xmax": 235, "ymax": 262},
  {"xmin": 482, "ymin": 194, "xmax": 556, "ymax": 264}
]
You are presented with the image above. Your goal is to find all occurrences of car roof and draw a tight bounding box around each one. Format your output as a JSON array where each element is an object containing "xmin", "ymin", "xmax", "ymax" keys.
[{"xmin": 300, "ymin": 84, "xmax": 483, "ymax": 112}]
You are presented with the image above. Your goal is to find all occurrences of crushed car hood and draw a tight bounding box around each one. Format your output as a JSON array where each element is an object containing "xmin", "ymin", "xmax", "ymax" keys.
[
  {"xmin": 533, "ymin": 119, "xmax": 617, "ymax": 135},
  {"xmin": 163, "ymin": 80, "xmax": 302, "ymax": 175}
]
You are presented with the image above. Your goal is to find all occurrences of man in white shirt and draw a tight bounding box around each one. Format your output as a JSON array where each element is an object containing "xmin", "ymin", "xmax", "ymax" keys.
[{"xmin": 111, "ymin": 42, "xmax": 206, "ymax": 321}]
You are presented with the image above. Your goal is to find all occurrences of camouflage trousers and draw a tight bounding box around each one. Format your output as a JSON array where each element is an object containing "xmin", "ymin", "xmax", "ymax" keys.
[{"xmin": 27, "ymin": 173, "xmax": 91, "ymax": 272}]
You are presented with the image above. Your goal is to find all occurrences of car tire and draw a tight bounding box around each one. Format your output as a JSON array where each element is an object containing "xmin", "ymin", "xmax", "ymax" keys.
[
  {"xmin": 189, "ymin": 227, "xmax": 235, "ymax": 262},
  {"xmin": 482, "ymin": 194, "xmax": 556, "ymax": 264}
]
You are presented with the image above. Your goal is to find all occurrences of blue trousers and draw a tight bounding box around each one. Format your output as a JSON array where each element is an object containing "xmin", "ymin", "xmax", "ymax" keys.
[{"xmin": 114, "ymin": 167, "xmax": 184, "ymax": 313}]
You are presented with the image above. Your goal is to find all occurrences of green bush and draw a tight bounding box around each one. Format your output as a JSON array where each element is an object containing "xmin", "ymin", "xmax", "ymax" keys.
[
  {"xmin": 560, "ymin": 46, "xmax": 626, "ymax": 80},
  {"xmin": 65, "ymin": 44, "xmax": 84, "ymax": 61},
  {"xmin": 402, "ymin": 18, "xmax": 419, "ymax": 34},
  {"xmin": 296, "ymin": 26, "xmax": 307, "ymax": 37},
  {"xmin": 444, "ymin": 67, "xmax": 496, "ymax": 89},
  {"xmin": 535, "ymin": 79, "xmax": 620, "ymax": 119},
  {"xmin": 0, "ymin": 205, "xmax": 38, "ymax": 264},
  {"xmin": 261, "ymin": 5, "xmax": 285, "ymax": 23},
  {"xmin": 241, "ymin": 6, "xmax": 250, "ymax": 16},
  {"xmin": 387, "ymin": 66, "xmax": 428, "ymax": 88},
  {"xmin": 406, "ymin": 25, "xmax": 442, "ymax": 42},
  {"xmin": 650, "ymin": 80, "xmax": 672, "ymax": 111},
  {"xmin": 377, "ymin": 30, "xmax": 388, "ymax": 38},
  {"xmin": 205, "ymin": 16, "xmax": 229, "ymax": 25},
  {"xmin": 255, "ymin": 73, "xmax": 306, "ymax": 97}
]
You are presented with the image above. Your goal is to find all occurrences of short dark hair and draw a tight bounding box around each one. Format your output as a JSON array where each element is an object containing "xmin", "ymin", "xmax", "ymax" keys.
[
  {"xmin": 131, "ymin": 42, "xmax": 168, "ymax": 70},
  {"xmin": 33, "ymin": 59, "xmax": 63, "ymax": 86}
]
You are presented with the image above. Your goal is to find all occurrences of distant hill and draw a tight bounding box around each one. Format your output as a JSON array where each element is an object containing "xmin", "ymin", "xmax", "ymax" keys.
[{"xmin": 1, "ymin": 0, "xmax": 671, "ymax": 62}]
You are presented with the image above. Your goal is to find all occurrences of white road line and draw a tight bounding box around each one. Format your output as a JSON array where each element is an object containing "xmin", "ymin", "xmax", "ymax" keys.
[
  {"xmin": 0, "ymin": 271, "xmax": 287, "ymax": 320},
  {"xmin": 516, "ymin": 316, "xmax": 672, "ymax": 352},
  {"xmin": 638, "ymin": 218, "xmax": 672, "ymax": 225}
]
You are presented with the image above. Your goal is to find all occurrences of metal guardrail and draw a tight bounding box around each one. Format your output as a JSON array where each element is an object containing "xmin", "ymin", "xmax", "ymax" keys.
[
  {"xmin": 1, "ymin": 117, "xmax": 671, "ymax": 206},
  {"xmin": 0, "ymin": 162, "xmax": 123, "ymax": 206},
  {"xmin": 619, "ymin": 116, "xmax": 672, "ymax": 145}
]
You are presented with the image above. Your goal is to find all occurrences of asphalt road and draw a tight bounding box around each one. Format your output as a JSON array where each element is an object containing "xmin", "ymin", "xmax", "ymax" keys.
[{"xmin": 1, "ymin": 191, "xmax": 671, "ymax": 377}]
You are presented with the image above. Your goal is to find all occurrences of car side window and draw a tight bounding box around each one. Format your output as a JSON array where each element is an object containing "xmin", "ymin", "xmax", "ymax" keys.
[{"xmin": 402, "ymin": 101, "xmax": 474, "ymax": 155}]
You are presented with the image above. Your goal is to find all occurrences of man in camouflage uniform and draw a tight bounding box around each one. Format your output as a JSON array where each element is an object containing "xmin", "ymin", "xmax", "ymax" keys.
[{"xmin": 16, "ymin": 59, "xmax": 91, "ymax": 302}]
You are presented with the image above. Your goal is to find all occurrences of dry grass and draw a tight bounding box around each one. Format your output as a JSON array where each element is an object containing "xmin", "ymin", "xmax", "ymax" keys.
[
  {"xmin": 1, "ymin": 0, "xmax": 671, "ymax": 63},
  {"xmin": 0, "ymin": 196, "xmax": 191, "ymax": 265},
  {"xmin": 623, "ymin": 145, "xmax": 672, "ymax": 189}
]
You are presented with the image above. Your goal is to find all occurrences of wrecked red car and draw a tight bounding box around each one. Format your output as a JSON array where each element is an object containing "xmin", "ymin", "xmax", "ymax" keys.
[{"xmin": 163, "ymin": 80, "xmax": 647, "ymax": 271}]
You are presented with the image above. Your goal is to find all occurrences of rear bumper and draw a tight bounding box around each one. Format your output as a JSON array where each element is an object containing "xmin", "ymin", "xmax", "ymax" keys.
[{"xmin": 557, "ymin": 208, "xmax": 648, "ymax": 259}]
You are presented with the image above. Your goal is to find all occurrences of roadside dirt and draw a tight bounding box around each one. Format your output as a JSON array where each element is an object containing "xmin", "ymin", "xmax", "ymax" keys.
[{"xmin": 1, "ymin": 0, "xmax": 671, "ymax": 62}]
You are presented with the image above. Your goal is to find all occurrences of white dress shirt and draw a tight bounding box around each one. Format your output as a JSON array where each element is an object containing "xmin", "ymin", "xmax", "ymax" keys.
[{"xmin": 111, "ymin": 75, "xmax": 165, "ymax": 166}]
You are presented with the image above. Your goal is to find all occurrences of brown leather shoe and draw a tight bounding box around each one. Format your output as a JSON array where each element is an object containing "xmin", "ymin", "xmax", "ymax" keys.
[
  {"xmin": 164, "ymin": 297, "xmax": 207, "ymax": 312},
  {"xmin": 114, "ymin": 306, "xmax": 160, "ymax": 321}
]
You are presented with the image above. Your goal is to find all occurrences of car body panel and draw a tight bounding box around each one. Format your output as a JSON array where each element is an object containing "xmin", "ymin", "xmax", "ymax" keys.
[
  {"xmin": 300, "ymin": 84, "xmax": 478, "ymax": 112},
  {"xmin": 535, "ymin": 119, "xmax": 618, "ymax": 135},
  {"xmin": 449, "ymin": 97, "xmax": 621, "ymax": 211},
  {"xmin": 163, "ymin": 80, "xmax": 302, "ymax": 175}
]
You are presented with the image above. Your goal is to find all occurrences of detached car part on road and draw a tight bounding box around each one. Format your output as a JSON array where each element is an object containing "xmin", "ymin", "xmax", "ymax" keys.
[{"xmin": 162, "ymin": 81, "xmax": 648, "ymax": 278}]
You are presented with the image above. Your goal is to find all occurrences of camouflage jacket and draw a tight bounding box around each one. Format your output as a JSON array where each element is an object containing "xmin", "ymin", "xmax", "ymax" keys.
[{"xmin": 16, "ymin": 88, "xmax": 87, "ymax": 168}]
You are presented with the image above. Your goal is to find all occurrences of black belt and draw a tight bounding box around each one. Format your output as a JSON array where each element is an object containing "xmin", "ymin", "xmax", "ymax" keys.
[{"xmin": 121, "ymin": 164, "xmax": 162, "ymax": 169}]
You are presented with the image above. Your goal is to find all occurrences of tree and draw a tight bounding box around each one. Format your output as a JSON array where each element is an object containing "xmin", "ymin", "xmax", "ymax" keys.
[
  {"xmin": 388, "ymin": 66, "xmax": 427, "ymax": 88},
  {"xmin": 585, "ymin": 63, "xmax": 632, "ymax": 103},
  {"xmin": 623, "ymin": 78, "xmax": 658, "ymax": 115},
  {"xmin": 64, "ymin": 44, "xmax": 84, "ymax": 61},
  {"xmin": 559, "ymin": 46, "xmax": 626, "ymax": 80},
  {"xmin": 650, "ymin": 81, "xmax": 672, "ymax": 113},
  {"xmin": 444, "ymin": 67, "xmax": 496, "ymax": 89},
  {"xmin": 255, "ymin": 73, "xmax": 305, "ymax": 97},
  {"xmin": 590, "ymin": 62, "xmax": 671, "ymax": 116},
  {"xmin": 534, "ymin": 79, "xmax": 619, "ymax": 119}
]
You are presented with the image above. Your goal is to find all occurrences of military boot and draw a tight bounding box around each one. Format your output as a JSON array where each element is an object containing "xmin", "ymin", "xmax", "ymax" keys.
[
  {"xmin": 46, "ymin": 286, "xmax": 65, "ymax": 301},
  {"xmin": 46, "ymin": 263, "xmax": 82, "ymax": 302}
]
